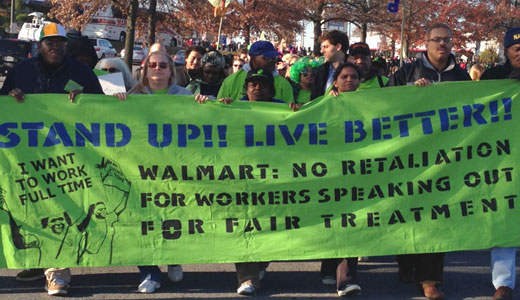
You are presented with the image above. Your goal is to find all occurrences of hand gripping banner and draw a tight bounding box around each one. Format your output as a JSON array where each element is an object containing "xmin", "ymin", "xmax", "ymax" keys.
[{"xmin": 0, "ymin": 80, "xmax": 519, "ymax": 268}]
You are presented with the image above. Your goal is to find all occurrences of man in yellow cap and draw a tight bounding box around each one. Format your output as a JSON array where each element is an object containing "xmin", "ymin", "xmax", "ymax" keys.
[
  {"xmin": 0, "ymin": 22, "xmax": 103, "ymax": 296},
  {"xmin": 0, "ymin": 22, "xmax": 103, "ymax": 101}
]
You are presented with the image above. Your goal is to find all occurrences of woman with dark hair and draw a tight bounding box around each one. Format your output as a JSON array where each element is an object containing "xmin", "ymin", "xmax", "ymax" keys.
[
  {"xmin": 329, "ymin": 62, "xmax": 362, "ymax": 95},
  {"xmin": 289, "ymin": 57, "xmax": 321, "ymax": 103},
  {"xmin": 186, "ymin": 51, "xmax": 226, "ymax": 99},
  {"xmin": 319, "ymin": 62, "xmax": 363, "ymax": 298}
]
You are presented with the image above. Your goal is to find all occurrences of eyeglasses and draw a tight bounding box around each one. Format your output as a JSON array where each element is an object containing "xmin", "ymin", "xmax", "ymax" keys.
[
  {"xmin": 233, "ymin": 64, "xmax": 243, "ymax": 68},
  {"xmin": 428, "ymin": 37, "xmax": 452, "ymax": 44},
  {"xmin": 101, "ymin": 67, "xmax": 120, "ymax": 73},
  {"xmin": 148, "ymin": 62, "xmax": 168, "ymax": 69}
]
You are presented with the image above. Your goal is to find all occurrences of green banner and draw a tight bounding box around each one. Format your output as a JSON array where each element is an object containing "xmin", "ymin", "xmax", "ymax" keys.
[{"xmin": 1, "ymin": 80, "xmax": 519, "ymax": 269}]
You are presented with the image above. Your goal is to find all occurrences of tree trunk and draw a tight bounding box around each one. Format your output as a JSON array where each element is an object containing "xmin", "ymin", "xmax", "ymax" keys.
[
  {"xmin": 124, "ymin": 0, "xmax": 139, "ymax": 70},
  {"xmin": 147, "ymin": 0, "xmax": 157, "ymax": 46},
  {"xmin": 313, "ymin": 20, "xmax": 322, "ymax": 53},
  {"xmin": 361, "ymin": 22, "xmax": 368, "ymax": 43},
  {"xmin": 475, "ymin": 40, "xmax": 481, "ymax": 57},
  {"xmin": 312, "ymin": 1, "xmax": 325, "ymax": 53},
  {"xmin": 244, "ymin": 24, "xmax": 251, "ymax": 46}
]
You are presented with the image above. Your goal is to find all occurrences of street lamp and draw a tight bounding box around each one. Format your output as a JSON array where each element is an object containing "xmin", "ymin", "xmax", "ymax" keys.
[
  {"xmin": 399, "ymin": 0, "xmax": 406, "ymax": 67},
  {"xmin": 10, "ymin": 0, "xmax": 15, "ymax": 35}
]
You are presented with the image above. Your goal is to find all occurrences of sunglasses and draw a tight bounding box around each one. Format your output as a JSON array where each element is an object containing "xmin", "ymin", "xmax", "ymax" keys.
[
  {"xmin": 233, "ymin": 64, "xmax": 244, "ymax": 68},
  {"xmin": 301, "ymin": 68, "xmax": 313, "ymax": 76},
  {"xmin": 148, "ymin": 62, "xmax": 168, "ymax": 69},
  {"xmin": 101, "ymin": 67, "xmax": 120, "ymax": 73}
]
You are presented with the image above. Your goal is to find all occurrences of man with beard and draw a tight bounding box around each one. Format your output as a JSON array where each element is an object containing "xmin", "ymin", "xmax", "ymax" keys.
[
  {"xmin": 387, "ymin": 23, "xmax": 470, "ymax": 300},
  {"xmin": 347, "ymin": 42, "xmax": 388, "ymax": 90},
  {"xmin": 0, "ymin": 22, "xmax": 102, "ymax": 296},
  {"xmin": 480, "ymin": 27, "xmax": 520, "ymax": 300}
]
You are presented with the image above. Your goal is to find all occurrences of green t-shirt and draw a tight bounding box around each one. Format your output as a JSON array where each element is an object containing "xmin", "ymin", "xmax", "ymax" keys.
[
  {"xmin": 217, "ymin": 69, "xmax": 294, "ymax": 103},
  {"xmin": 153, "ymin": 88, "xmax": 169, "ymax": 94},
  {"xmin": 296, "ymin": 89, "xmax": 311, "ymax": 104},
  {"xmin": 358, "ymin": 76, "xmax": 389, "ymax": 91}
]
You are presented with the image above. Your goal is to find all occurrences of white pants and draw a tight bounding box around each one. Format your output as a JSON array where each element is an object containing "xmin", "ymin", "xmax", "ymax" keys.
[{"xmin": 491, "ymin": 247, "xmax": 518, "ymax": 289}]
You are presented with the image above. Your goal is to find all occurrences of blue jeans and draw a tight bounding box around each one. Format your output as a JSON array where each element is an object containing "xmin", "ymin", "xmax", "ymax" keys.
[{"xmin": 491, "ymin": 247, "xmax": 518, "ymax": 289}]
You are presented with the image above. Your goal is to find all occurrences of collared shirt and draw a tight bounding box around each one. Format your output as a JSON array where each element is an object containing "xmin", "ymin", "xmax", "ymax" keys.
[{"xmin": 324, "ymin": 64, "xmax": 335, "ymax": 93}]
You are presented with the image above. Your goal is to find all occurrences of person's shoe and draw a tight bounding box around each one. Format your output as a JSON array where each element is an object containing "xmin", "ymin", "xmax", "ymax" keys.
[
  {"xmin": 138, "ymin": 275, "xmax": 161, "ymax": 293},
  {"xmin": 493, "ymin": 286, "xmax": 513, "ymax": 300},
  {"xmin": 167, "ymin": 265, "xmax": 183, "ymax": 282},
  {"xmin": 322, "ymin": 276, "xmax": 336, "ymax": 285},
  {"xmin": 422, "ymin": 283, "xmax": 444, "ymax": 300},
  {"xmin": 16, "ymin": 269, "xmax": 45, "ymax": 282},
  {"xmin": 45, "ymin": 278, "xmax": 69, "ymax": 296},
  {"xmin": 237, "ymin": 281, "xmax": 256, "ymax": 296},
  {"xmin": 337, "ymin": 283, "xmax": 361, "ymax": 297}
]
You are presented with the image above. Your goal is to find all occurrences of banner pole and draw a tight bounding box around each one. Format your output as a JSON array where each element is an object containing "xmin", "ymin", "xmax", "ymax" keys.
[{"xmin": 217, "ymin": 15, "xmax": 224, "ymax": 51}]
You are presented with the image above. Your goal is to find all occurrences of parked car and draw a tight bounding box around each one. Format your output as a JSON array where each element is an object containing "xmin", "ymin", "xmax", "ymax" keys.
[
  {"xmin": 89, "ymin": 38, "xmax": 117, "ymax": 59},
  {"xmin": 120, "ymin": 45, "xmax": 146, "ymax": 64},
  {"xmin": 173, "ymin": 49, "xmax": 185, "ymax": 66},
  {"xmin": 0, "ymin": 38, "xmax": 37, "ymax": 77}
]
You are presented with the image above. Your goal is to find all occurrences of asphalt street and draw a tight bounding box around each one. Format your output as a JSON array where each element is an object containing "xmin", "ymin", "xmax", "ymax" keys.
[{"xmin": 0, "ymin": 251, "xmax": 517, "ymax": 299}]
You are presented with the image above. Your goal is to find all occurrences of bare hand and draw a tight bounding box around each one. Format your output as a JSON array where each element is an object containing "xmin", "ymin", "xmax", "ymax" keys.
[
  {"xmin": 68, "ymin": 90, "xmax": 82, "ymax": 102},
  {"xmin": 8, "ymin": 88, "xmax": 24, "ymax": 102},
  {"xmin": 414, "ymin": 78, "xmax": 431, "ymax": 87},
  {"xmin": 113, "ymin": 92, "xmax": 128, "ymax": 101},
  {"xmin": 195, "ymin": 94, "xmax": 210, "ymax": 104},
  {"xmin": 290, "ymin": 102, "xmax": 302, "ymax": 112},
  {"xmin": 218, "ymin": 97, "xmax": 232, "ymax": 105},
  {"xmin": 328, "ymin": 89, "xmax": 340, "ymax": 97}
]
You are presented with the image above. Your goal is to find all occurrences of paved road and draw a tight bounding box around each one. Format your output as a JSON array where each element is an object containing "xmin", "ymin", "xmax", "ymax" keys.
[{"xmin": 0, "ymin": 251, "xmax": 517, "ymax": 299}]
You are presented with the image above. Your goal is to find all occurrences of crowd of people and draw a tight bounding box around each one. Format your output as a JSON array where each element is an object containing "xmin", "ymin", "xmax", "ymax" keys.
[{"xmin": 0, "ymin": 21, "xmax": 519, "ymax": 300}]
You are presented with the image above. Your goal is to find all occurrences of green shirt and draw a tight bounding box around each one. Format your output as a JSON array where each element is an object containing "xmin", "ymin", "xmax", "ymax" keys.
[
  {"xmin": 358, "ymin": 75, "xmax": 389, "ymax": 91},
  {"xmin": 296, "ymin": 89, "xmax": 311, "ymax": 104},
  {"xmin": 153, "ymin": 88, "xmax": 169, "ymax": 94},
  {"xmin": 217, "ymin": 69, "xmax": 294, "ymax": 103}
]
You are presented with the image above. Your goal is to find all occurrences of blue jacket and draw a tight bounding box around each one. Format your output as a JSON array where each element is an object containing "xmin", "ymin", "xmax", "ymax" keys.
[{"xmin": 0, "ymin": 55, "xmax": 103, "ymax": 95}]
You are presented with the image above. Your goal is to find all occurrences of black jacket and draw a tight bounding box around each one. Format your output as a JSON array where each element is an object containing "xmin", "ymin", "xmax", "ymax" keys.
[
  {"xmin": 310, "ymin": 61, "xmax": 331, "ymax": 100},
  {"xmin": 481, "ymin": 61, "xmax": 520, "ymax": 80},
  {"xmin": 0, "ymin": 55, "xmax": 103, "ymax": 95},
  {"xmin": 387, "ymin": 53, "xmax": 471, "ymax": 86}
]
